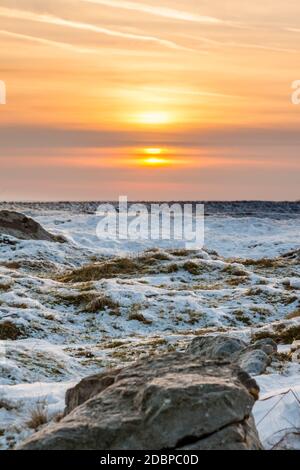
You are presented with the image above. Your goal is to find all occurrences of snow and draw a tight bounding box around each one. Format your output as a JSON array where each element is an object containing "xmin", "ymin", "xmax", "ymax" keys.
[
  {"xmin": 254, "ymin": 365, "xmax": 300, "ymax": 449},
  {"xmin": 0, "ymin": 201, "xmax": 299, "ymax": 449},
  {"xmin": 0, "ymin": 380, "xmax": 75, "ymax": 449}
]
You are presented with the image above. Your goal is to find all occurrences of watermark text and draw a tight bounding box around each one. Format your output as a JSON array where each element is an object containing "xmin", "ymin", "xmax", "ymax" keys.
[
  {"xmin": 96, "ymin": 197, "xmax": 204, "ymax": 250},
  {"xmin": 291, "ymin": 80, "xmax": 300, "ymax": 105},
  {"xmin": 0, "ymin": 80, "xmax": 6, "ymax": 104}
]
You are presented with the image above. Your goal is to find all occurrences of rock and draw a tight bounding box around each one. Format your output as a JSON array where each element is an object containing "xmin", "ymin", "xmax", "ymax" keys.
[
  {"xmin": 187, "ymin": 335, "xmax": 247, "ymax": 359},
  {"xmin": 235, "ymin": 339, "xmax": 276, "ymax": 375},
  {"xmin": 179, "ymin": 415, "xmax": 260, "ymax": 450},
  {"xmin": 0, "ymin": 210, "xmax": 65, "ymax": 242},
  {"xmin": 281, "ymin": 249, "xmax": 300, "ymax": 261},
  {"xmin": 187, "ymin": 335, "xmax": 277, "ymax": 376},
  {"xmin": 65, "ymin": 370, "xmax": 120, "ymax": 415},
  {"xmin": 237, "ymin": 350, "xmax": 270, "ymax": 376},
  {"xmin": 18, "ymin": 351, "xmax": 262, "ymax": 450},
  {"xmin": 0, "ymin": 235, "xmax": 17, "ymax": 246},
  {"xmin": 250, "ymin": 338, "xmax": 277, "ymax": 356},
  {"xmin": 283, "ymin": 278, "xmax": 300, "ymax": 290}
]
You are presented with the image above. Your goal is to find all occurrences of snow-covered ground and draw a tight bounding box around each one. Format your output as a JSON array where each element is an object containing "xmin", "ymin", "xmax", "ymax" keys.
[
  {"xmin": 0, "ymin": 202, "xmax": 299, "ymax": 449},
  {"xmin": 255, "ymin": 362, "xmax": 300, "ymax": 450}
]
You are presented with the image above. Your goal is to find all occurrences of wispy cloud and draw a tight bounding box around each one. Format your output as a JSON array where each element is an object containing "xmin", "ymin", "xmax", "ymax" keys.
[
  {"xmin": 0, "ymin": 6, "xmax": 184, "ymax": 50},
  {"xmin": 235, "ymin": 42, "xmax": 298, "ymax": 54},
  {"xmin": 0, "ymin": 29, "xmax": 95, "ymax": 53},
  {"xmin": 82, "ymin": 0, "xmax": 224, "ymax": 25},
  {"xmin": 1, "ymin": 125, "xmax": 299, "ymax": 150},
  {"xmin": 182, "ymin": 33, "xmax": 298, "ymax": 54},
  {"xmin": 285, "ymin": 27, "xmax": 300, "ymax": 33},
  {"xmin": 142, "ymin": 86, "xmax": 241, "ymax": 99}
]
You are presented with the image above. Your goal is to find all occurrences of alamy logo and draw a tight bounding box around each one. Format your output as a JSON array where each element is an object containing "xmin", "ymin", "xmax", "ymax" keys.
[
  {"xmin": 96, "ymin": 197, "xmax": 205, "ymax": 250},
  {"xmin": 0, "ymin": 81, "xmax": 6, "ymax": 104},
  {"xmin": 291, "ymin": 80, "xmax": 300, "ymax": 105}
]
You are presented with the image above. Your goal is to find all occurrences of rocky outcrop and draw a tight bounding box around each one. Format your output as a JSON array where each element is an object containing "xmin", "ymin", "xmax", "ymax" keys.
[
  {"xmin": 19, "ymin": 349, "xmax": 262, "ymax": 450},
  {"xmin": 187, "ymin": 335, "xmax": 277, "ymax": 376},
  {"xmin": 0, "ymin": 211, "xmax": 65, "ymax": 242},
  {"xmin": 281, "ymin": 249, "xmax": 300, "ymax": 261}
]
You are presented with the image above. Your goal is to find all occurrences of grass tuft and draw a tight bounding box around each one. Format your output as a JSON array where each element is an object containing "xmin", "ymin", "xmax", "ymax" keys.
[
  {"xmin": 128, "ymin": 305, "xmax": 152, "ymax": 325},
  {"xmin": 59, "ymin": 258, "xmax": 144, "ymax": 283},
  {"xmin": 27, "ymin": 403, "xmax": 48, "ymax": 430},
  {"xmin": 85, "ymin": 295, "xmax": 120, "ymax": 315},
  {"xmin": 286, "ymin": 309, "xmax": 300, "ymax": 320},
  {"xmin": 253, "ymin": 324, "xmax": 300, "ymax": 344},
  {"xmin": 0, "ymin": 321, "xmax": 23, "ymax": 340}
]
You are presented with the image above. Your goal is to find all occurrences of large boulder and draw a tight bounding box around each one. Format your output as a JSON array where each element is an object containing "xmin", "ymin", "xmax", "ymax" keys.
[
  {"xmin": 19, "ymin": 351, "xmax": 262, "ymax": 450},
  {"xmin": 0, "ymin": 210, "xmax": 64, "ymax": 242},
  {"xmin": 187, "ymin": 335, "xmax": 277, "ymax": 376}
]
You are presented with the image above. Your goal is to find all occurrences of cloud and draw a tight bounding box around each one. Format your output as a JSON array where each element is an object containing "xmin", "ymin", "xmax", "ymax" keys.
[
  {"xmin": 1, "ymin": 125, "xmax": 299, "ymax": 150},
  {"xmin": 142, "ymin": 86, "xmax": 241, "ymax": 99},
  {"xmin": 0, "ymin": 6, "xmax": 184, "ymax": 50},
  {"xmin": 0, "ymin": 29, "xmax": 95, "ymax": 53},
  {"xmin": 82, "ymin": 0, "xmax": 224, "ymax": 24},
  {"xmin": 182, "ymin": 33, "xmax": 298, "ymax": 54},
  {"xmin": 285, "ymin": 27, "xmax": 300, "ymax": 33},
  {"xmin": 230, "ymin": 41, "xmax": 298, "ymax": 54}
]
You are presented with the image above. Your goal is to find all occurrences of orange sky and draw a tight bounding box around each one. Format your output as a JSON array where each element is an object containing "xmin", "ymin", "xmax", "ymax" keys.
[{"xmin": 0, "ymin": 0, "xmax": 300, "ymax": 200}]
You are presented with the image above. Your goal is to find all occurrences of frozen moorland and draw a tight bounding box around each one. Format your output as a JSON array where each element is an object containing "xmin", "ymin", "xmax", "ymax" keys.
[{"xmin": 0, "ymin": 201, "xmax": 299, "ymax": 450}]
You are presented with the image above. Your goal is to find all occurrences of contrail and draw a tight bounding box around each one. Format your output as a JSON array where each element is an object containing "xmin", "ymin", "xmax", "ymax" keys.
[
  {"xmin": 182, "ymin": 33, "xmax": 299, "ymax": 54},
  {"xmin": 0, "ymin": 29, "xmax": 95, "ymax": 54},
  {"xmin": 82, "ymin": 0, "xmax": 223, "ymax": 24},
  {"xmin": 0, "ymin": 6, "xmax": 185, "ymax": 50}
]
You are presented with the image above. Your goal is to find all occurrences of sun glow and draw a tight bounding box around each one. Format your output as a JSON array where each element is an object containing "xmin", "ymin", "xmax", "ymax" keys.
[
  {"xmin": 143, "ymin": 156, "xmax": 170, "ymax": 166},
  {"xmin": 138, "ymin": 147, "xmax": 171, "ymax": 167},
  {"xmin": 135, "ymin": 111, "xmax": 170, "ymax": 125},
  {"xmin": 144, "ymin": 148, "xmax": 163, "ymax": 155},
  {"xmin": 138, "ymin": 147, "xmax": 169, "ymax": 166}
]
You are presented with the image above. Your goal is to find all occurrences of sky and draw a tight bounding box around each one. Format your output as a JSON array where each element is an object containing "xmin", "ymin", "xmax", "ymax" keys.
[{"xmin": 0, "ymin": 0, "xmax": 299, "ymax": 201}]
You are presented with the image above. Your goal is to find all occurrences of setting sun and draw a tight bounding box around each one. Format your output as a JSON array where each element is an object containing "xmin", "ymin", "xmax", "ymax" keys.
[
  {"xmin": 143, "ymin": 156, "xmax": 170, "ymax": 166},
  {"xmin": 139, "ymin": 147, "xmax": 170, "ymax": 166}
]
